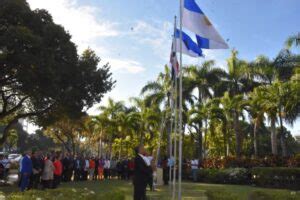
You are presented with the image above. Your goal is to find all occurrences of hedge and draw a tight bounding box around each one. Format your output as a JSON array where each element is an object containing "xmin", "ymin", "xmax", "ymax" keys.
[
  {"xmin": 196, "ymin": 167, "xmax": 300, "ymax": 189},
  {"xmin": 206, "ymin": 190, "xmax": 300, "ymax": 200},
  {"xmin": 202, "ymin": 155, "xmax": 300, "ymax": 168},
  {"xmin": 251, "ymin": 167, "xmax": 300, "ymax": 189}
]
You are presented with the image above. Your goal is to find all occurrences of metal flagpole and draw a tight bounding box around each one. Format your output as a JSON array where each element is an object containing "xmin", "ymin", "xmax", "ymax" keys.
[
  {"xmin": 169, "ymin": 15, "xmax": 177, "ymax": 187},
  {"xmin": 172, "ymin": 15, "xmax": 178, "ymax": 200},
  {"xmin": 178, "ymin": 0, "xmax": 183, "ymax": 199},
  {"xmin": 172, "ymin": 69, "xmax": 178, "ymax": 200}
]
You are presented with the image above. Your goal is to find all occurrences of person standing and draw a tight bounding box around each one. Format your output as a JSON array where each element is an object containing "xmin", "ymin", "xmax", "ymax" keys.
[
  {"xmin": 93, "ymin": 157, "xmax": 99, "ymax": 180},
  {"xmin": 191, "ymin": 158, "xmax": 199, "ymax": 182},
  {"xmin": 162, "ymin": 156, "xmax": 169, "ymax": 185},
  {"xmin": 53, "ymin": 155, "xmax": 63, "ymax": 188},
  {"xmin": 19, "ymin": 151, "xmax": 32, "ymax": 192},
  {"xmin": 84, "ymin": 157, "xmax": 89, "ymax": 181},
  {"xmin": 98, "ymin": 158, "xmax": 104, "ymax": 180},
  {"xmin": 104, "ymin": 158, "xmax": 110, "ymax": 180},
  {"xmin": 73, "ymin": 155, "xmax": 81, "ymax": 181},
  {"xmin": 41, "ymin": 154, "xmax": 55, "ymax": 189},
  {"xmin": 62, "ymin": 153, "xmax": 71, "ymax": 182},
  {"xmin": 89, "ymin": 157, "xmax": 95, "ymax": 180},
  {"xmin": 133, "ymin": 145, "xmax": 151, "ymax": 200},
  {"xmin": 30, "ymin": 151, "xmax": 42, "ymax": 189}
]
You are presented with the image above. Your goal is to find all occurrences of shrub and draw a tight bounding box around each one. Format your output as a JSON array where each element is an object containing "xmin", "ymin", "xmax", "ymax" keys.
[
  {"xmin": 251, "ymin": 167, "xmax": 300, "ymax": 189},
  {"xmin": 202, "ymin": 156, "xmax": 300, "ymax": 169},
  {"xmin": 197, "ymin": 168, "xmax": 250, "ymax": 184},
  {"xmin": 248, "ymin": 190, "xmax": 300, "ymax": 200}
]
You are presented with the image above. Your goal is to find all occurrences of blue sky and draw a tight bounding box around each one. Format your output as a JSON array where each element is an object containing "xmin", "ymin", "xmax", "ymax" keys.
[{"xmin": 27, "ymin": 0, "xmax": 299, "ymax": 135}]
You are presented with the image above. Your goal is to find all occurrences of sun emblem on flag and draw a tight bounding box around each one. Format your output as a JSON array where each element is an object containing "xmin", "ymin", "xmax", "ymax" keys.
[{"xmin": 204, "ymin": 16, "xmax": 212, "ymax": 26}]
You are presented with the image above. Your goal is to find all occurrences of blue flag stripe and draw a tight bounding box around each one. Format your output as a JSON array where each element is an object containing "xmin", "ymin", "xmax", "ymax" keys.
[
  {"xmin": 184, "ymin": 0, "xmax": 204, "ymax": 14},
  {"xmin": 175, "ymin": 29, "xmax": 202, "ymax": 56},
  {"xmin": 196, "ymin": 35, "xmax": 210, "ymax": 49}
]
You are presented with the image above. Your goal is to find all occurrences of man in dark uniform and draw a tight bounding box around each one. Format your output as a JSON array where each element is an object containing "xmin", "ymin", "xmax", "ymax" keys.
[{"xmin": 133, "ymin": 145, "xmax": 151, "ymax": 200}]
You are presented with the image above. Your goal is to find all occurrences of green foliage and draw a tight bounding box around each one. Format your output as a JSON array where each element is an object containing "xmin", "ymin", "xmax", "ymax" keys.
[
  {"xmin": 197, "ymin": 168, "xmax": 249, "ymax": 184},
  {"xmin": 251, "ymin": 167, "xmax": 300, "ymax": 189},
  {"xmin": 248, "ymin": 190, "xmax": 300, "ymax": 200},
  {"xmin": 0, "ymin": 0, "xmax": 114, "ymax": 145}
]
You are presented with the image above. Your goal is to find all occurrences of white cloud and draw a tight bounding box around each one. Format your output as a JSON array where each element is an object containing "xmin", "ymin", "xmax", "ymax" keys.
[
  {"xmin": 27, "ymin": 0, "xmax": 146, "ymax": 74},
  {"xmin": 128, "ymin": 20, "xmax": 173, "ymax": 60},
  {"xmin": 27, "ymin": 0, "xmax": 119, "ymax": 49},
  {"xmin": 106, "ymin": 58, "xmax": 145, "ymax": 74}
]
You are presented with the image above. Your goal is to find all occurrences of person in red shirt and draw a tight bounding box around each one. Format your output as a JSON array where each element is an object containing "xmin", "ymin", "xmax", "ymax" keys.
[
  {"xmin": 89, "ymin": 157, "xmax": 95, "ymax": 180},
  {"xmin": 53, "ymin": 155, "xmax": 63, "ymax": 188},
  {"xmin": 128, "ymin": 158, "xmax": 135, "ymax": 179}
]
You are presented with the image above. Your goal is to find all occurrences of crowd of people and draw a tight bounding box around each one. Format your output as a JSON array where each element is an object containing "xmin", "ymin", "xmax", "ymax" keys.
[
  {"xmin": 1, "ymin": 148, "xmax": 200, "ymax": 200},
  {"xmin": 15, "ymin": 150, "xmax": 153, "ymax": 192}
]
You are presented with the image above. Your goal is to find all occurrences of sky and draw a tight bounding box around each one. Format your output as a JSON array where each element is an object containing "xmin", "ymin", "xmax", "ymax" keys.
[{"xmin": 26, "ymin": 0, "xmax": 300, "ymax": 135}]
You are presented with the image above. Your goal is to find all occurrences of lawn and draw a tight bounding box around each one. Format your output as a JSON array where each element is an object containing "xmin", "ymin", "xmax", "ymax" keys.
[{"xmin": 1, "ymin": 180, "xmax": 300, "ymax": 200}]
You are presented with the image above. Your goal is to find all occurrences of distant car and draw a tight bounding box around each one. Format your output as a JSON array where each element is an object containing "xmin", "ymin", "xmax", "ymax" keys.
[{"xmin": 8, "ymin": 154, "xmax": 22, "ymax": 163}]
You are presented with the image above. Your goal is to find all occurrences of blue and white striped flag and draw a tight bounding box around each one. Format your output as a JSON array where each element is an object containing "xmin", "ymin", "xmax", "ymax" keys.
[
  {"xmin": 183, "ymin": 0, "xmax": 229, "ymax": 49},
  {"xmin": 174, "ymin": 29, "xmax": 203, "ymax": 57}
]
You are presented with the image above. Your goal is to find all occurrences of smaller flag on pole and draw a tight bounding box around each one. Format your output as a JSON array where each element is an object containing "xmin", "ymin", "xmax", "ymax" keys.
[
  {"xmin": 174, "ymin": 29, "xmax": 203, "ymax": 57},
  {"xmin": 169, "ymin": 44, "xmax": 179, "ymax": 78}
]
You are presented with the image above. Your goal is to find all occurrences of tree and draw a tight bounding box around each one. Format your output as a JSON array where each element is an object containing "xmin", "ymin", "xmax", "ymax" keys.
[
  {"xmin": 184, "ymin": 60, "xmax": 226, "ymax": 161},
  {"xmin": 285, "ymin": 33, "xmax": 300, "ymax": 49},
  {"xmin": 225, "ymin": 50, "xmax": 255, "ymax": 157},
  {"xmin": 0, "ymin": 0, "xmax": 114, "ymax": 145},
  {"xmin": 248, "ymin": 88, "xmax": 266, "ymax": 157}
]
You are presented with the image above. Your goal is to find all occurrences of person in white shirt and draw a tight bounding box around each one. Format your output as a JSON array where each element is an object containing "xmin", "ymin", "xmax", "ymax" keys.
[
  {"xmin": 84, "ymin": 158, "xmax": 89, "ymax": 180},
  {"xmin": 104, "ymin": 158, "xmax": 111, "ymax": 179},
  {"xmin": 191, "ymin": 159, "xmax": 199, "ymax": 182},
  {"xmin": 0, "ymin": 155, "xmax": 10, "ymax": 180}
]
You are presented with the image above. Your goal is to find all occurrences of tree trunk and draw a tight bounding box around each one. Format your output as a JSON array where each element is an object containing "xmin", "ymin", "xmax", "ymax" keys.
[
  {"xmin": 198, "ymin": 122, "xmax": 203, "ymax": 161},
  {"xmin": 253, "ymin": 121, "xmax": 258, "ymax": 158},
  {"xmin": 279, "ymin": 112, "xmax": 287, "ymax": 157},
  {"xmin": 270, "ymin": 118, "xmax": 278, "ymax": 155},
  {"xmin": 233, "ymin": 110, "xmax": 241, "ymax": 158},
  {"xmin": 222, "ymin": 122, "xmax": 228, "ymax": 157}
]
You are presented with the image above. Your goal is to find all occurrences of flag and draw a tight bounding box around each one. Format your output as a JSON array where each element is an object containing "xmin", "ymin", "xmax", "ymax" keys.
[
  {"xmin": 183, "ymin": 0, "xmax": 229, "ymax": 49},
  {"xmin": 174, "ymin": 29, "xmax": 203, "ymax": 57},
  {"xmin": 169, "ymin": 44, "xmax": 179, "ymax": 78}
]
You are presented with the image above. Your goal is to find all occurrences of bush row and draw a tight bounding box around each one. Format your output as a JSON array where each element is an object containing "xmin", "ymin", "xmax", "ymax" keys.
[
  {"xmin": 196, "ymin": 167, "xmax": 300, "ymax": 189},
  {"xmin": 206, "ymin": 190, "xmax": 300, "ymax": 200},
  {"xmin": 202, "ymin": 155, "xmax": 300, "ymax": 169}
]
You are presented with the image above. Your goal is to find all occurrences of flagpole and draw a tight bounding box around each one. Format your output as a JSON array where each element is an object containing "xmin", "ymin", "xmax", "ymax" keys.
[
  {"xmin": 172, "ymin": 69, "xmax": 178, "ymax": 200},
  {"xmin": 169, "ymin": 15, "xmax": 177, "ymax": 188},
  {"xmin": 178, "ymin": 0, "xmax": 183, "ymax": 199}
]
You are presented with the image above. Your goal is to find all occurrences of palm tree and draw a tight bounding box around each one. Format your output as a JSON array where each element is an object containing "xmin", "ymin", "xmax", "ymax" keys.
[
  {"xmin": 184, "ymin": 60, "xmax": 227, "ymax": 161},
  {"xmin": 285, "ymin": 33, "xmax": 300, "ymax": 49},
  {"xmin": 206, "ymin": 98, "xmax": 229, "ymax": 157},
  {"xmin": 248, "ymin": 89, "xmax": 266, "ymax": 157},
  {"xmin": 99, "ymin": 98, "xmax": 125, "ymax": 157},
  {"xmin": 225, "ymin": 50, "xmax": 252, "ymax": 157}
]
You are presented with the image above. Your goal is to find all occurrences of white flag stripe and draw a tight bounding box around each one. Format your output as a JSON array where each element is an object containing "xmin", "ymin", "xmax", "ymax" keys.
[
  {"xmin": 182, "ymin": 0, "xmax": 229, "ymax": 48},
  {"xmin": 175, "ymin": 38, "xmax": 199, "ymax": 57}
]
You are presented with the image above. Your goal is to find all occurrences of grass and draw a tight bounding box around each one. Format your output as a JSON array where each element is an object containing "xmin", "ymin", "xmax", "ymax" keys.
[{"xmin": 1, "ymin": 180, "xmax": 300, "ymax": 200}]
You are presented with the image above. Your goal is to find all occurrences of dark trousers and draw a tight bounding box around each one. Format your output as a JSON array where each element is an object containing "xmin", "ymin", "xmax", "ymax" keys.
[
  {"xmin": 163, "ymin": 167, "xmax": 169, "ymax": 185},
  {"xmin": 30, "ymin": 174, "xmax": 41, "ymax": 189},
  {"xmin": 104, "ymin": 169, "xmax": 110, "ymax": 179},
  {"xmin": 42, "ymin": 180, "xmax": 52, "ymax": 189},
  {"xmin": 74, "ymin": 169, "xmax": 81, "ymax": 181},
  {"xmin": 20, "ymin": 173, "xmax": 30, "ymax": 192},
  {"xmin": 53, "ymin": 175, "xmax": 61, "ymax": 188},
  {"xmin": 134, "ymin": 183, "xmax": 147, "ymax": 200}
]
